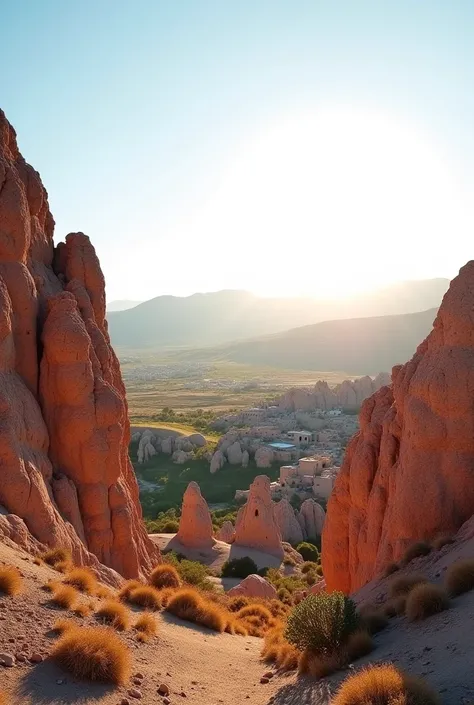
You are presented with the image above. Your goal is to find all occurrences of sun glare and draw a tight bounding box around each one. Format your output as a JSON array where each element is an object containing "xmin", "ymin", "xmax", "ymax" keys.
[{"xmin": 175, "ymin": 107, "xmax": 471, "ymax": 298}]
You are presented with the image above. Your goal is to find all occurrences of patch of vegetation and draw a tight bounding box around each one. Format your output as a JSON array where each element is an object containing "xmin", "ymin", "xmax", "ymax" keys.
[
  {"xmin": 40, "ymin": 548, "xmax": 73, "ymax": 571},
  {"xmin": 221, "ymin": 556, "xmax": 258, "ymax": 579},
  {"xmin": 149, "ymin": 564, "xmax": 181, "ymax": 589},
  {"xmin": 0, "ymin": 566, "xmax": 23, "ymax": 596},
  {"xmin": 265, "ymin": 568, "xmax": 307, "ymax": 594},
  {"xmin": 166, "ymin": 588, "xmax": 226, "ymax": 632},
  {"xmin": 432, "ymin": 534, "xmax": 455, "ymax": 551},
  {"xmin": 401, "ymin": 541, "xmax": 432, "ymax": 566},
  {"xmin": 358, "ymin": 607, "xmax": 389, "ymax": 634},
  {"xmin": 95, "ymin": 600, "xmax": 131, "ymax": 631},
  {"xmin": 405, "ymin": 583, "xmax": 449, "ymax": 621},
  {"xmin": 63, "ymin": 567, "xmax": 98, "ymax": 594},
  {"xmin": 445, "ymin": 559, "xmax": 474, "ymax": 597},
  {"xmin": 388, "ymin": 573, "xmax": 427, "ymax": 598},
  {"xmin": 296, "ymin": 542, "xmax": 320, "ymax": 562},
  {"xmin": 134, "ymin": 612, "xmax": 157, "ymax": 640},
  {"xmin": 332, "ymin": 664, "xmax": 441, "ymax": 705},
  {"xmin": 164, "ymin": 553, "xmax": 214, "ymax": 590},
  {"xmin": 127, "ymin": 586, "xmax": 162, "ymax": 610},
  {"xmin": 383, "ymin": 562, "xmax": 400, "ymax": 577},
  {"xmin": 51, "ymin": 585, "xmax": 78, "ymax": 609}
]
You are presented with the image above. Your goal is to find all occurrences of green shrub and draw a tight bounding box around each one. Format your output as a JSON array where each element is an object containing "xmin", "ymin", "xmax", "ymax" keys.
[
  {"xmin": 301, "ymin": 561, "xmax": 319, "ymax": 574},
  {"xmin": 221, "ymin": 557, "xmax": 258, "ymax": 579},
  {"xmin": 285, "ymin": 592, "xmax": 359, "ymax": 654},
  {"xmin": 296, "ymin": 542, "xmax": 320, "ymax": 562}
]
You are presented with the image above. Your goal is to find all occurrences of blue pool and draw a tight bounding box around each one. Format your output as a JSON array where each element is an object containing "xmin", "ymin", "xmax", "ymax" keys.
[{"xmin": 268, "ymin": 442, "xmax": 296, "ymax": 450}]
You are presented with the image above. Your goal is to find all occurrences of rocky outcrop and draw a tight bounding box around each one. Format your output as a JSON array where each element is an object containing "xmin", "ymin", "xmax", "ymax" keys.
[
  {"xmin": 210, "ymin": 450, "xmax": 225, "ymax": 474},
  {"xmin": 255, "ymin": 446, "xmax": 274, "ymax": 468},
  {"xmin": 216, "ymin": 520, "xmax": 235, "ymax": 543},
  {"xmin": 227, "ymin": 440, "xmax": 243, "ymax": 465},
  {"xmin": 0, "ymin": 109, "xmax": 160, "ymax": 579},
  {"xmin": 323, "ymin": 263, "xmax": 474, "ymax": 593},
  {"xmin": 298, "ymin": 499, "xmax": 326, "ymax": 539},
  {"xmin": 277, "ymin": 374, "xmax": 390, "ymax": 412},
  {"xmin": 227, "ymin": 574, "xmax": 277, "ymax": 599},
  {"xmin": 274, "ymin": 499, "xmax": 304, "ymax": 544},
  {"xmin": 241, "ymin": 450, "xmax": 249, "ymax": 468},
  {"xmin": 234, "ymin": 476, "xmax": 284, "ymax": 558},
  {"xmin": 176, "ymin": 482, "xmax": 215, "ymax": 549}
]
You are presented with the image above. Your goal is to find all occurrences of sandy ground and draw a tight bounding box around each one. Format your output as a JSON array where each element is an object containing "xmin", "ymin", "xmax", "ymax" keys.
[{"xmin": 0, "ymin": 542, "xmax": 327, "ymax": 705}]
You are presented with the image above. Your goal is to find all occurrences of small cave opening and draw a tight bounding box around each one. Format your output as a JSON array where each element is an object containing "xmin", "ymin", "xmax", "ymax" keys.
[{"xmin": 255, "ymin": 509, "xmax": 259, "ymax": 517}]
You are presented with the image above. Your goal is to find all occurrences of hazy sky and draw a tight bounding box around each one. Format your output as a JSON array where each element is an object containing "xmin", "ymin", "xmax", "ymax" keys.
[{"xmin": 3, "ymin": 1, "xmax": 474, "ymax": 301}]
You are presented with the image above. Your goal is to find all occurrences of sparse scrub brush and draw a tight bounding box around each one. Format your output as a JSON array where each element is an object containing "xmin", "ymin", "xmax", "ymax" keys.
[
  {"xmin": 389, "ymin": 574, "xmax": 427, "ymax": 598},
  {"xmin": 0, "ymin": 566, "xmax": 23, "ymax": 596},
  {"xmin": 95, "ymin": 600, "xmax": 130, "ymax": 631},
  {"xmin": 149, "ymin": 564, "xmax": 181, "ymax": 589},
  {"xmin": 51, "ymin": 585, "xmax": 78, "ymax": 609},
  {"xmin": 51, "ymin": 625, "xmax": 131, "ymax": 684},
  {"xmin": 52, "ymin": 618, "xmax": 76, "ymax": 635},
  {"xmin": 64, "ymin": 567, "xmax": 97, "ymax": 594},
  {"xmin": 383, "ymin": 596, "xmax": 407, "ymax": 618},
  {"xmin": 432, "ymin": 534, "xmax": 455, "ymax": 551},
  {"xmin": 298, "ymin": 649, "xmax": 343, "ymax": 678},
  {"xmin": 345, "ymin": 630, "xmax": 374, "ymax": 661},
  {"xmin": 332, "ymin": 663, "xmax": 441, "ymax": 705},
  {"xmin": 128, "ymin": 586, "xmax": 162, "ymax": 610},
  {"xmin": 221, "ymin": 556, "xmax": 258, "ymax": 579},
  {"xmin": 383, "ymin": 562, "xmax": 399, "ymax": 578},
  {"xmin": 134, "ymin": 612, "xmax": 157, "ymax": 638},
  {"xmin": 95, "ymin": 585, "xmax": 114, "ymax": 600},
  {"xmin": 359, "ymin": 608, "xmax": 389, "ymax": 634},
  {"xmin": 166, "ymin": 588, "xmax": 226, "ymax": 632},
  {"xmin": 296, "ymin": 542, "xmax": 319, "ymax": 562},
  {"xmin": 445, "ymin": 559, "xmax": 474, "ymax": 597},
  {"xmin": 401, "ymin": 541, "xmax": 432, "ymax": 566},
  {"xmin": 228, "ymin": 595, "xmax": 250, "ymax": 612},
  {"xmin": 405, "ymin": 583, "xmax": 449, "ymax": 621},
  {"xmin": 40, "ymin": 548, "xmax": 72, "ymax": 569},
  {"xmin": 235, "ymin": 603, "xmax": 273, "ymax": 627},
  {"xmin": 118, "ymin": 579, "xmax": 142, "ymax": 602},
  {"xmin": 74, "ymin": 602, "xmax": 93, "ymax": 618},
  {"xmin": 261, "ymin": 625, "xmax": 299, "ymax": 671},
  {"xmin": 301, "ymin": 561, "xmax": 319, "ymax": 574},
  {"xmin": 285, "ymin": 592, "xmax": 358, "ymax": 654}
]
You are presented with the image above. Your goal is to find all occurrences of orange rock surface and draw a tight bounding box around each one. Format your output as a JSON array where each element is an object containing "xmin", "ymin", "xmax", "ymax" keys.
[
  {"xmin": 234, "ymin": 475, "xmax": 284, "ymax": 558},
  {"xmin": 323, "ymin": 263, "xmax": 474, "ymax": 593},
  {"xmin": 0, "ymin": 109, "xmax": 160, "ymax": 579}
]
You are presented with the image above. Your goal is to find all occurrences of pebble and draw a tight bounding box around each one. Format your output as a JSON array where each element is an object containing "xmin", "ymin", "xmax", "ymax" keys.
[
  {"xmin": 133, "ymin": 678, "xmax": 142, "ymax": 686},
  {"xmin": 134, "ymin": 672, "xmax": 144, "ymax": 679},
  {"xmin": 127, "ymin": 688, "xmax": 142, "ymax": 699},
  {"xmin": 260, "ymin": 677, "xmax": 270, "ymax": 684},
  {"xmin": 0, "ymin": 653, "xmax": 15, "ymax": 667},
  {"xmin": 56, "ymin": 679, "xmax": 65, "ymax": 685},
  {"xmin": 120, "ymin": 699, "xmax": 130, "ymax": 705},
  {"xmin": 158, "ymin": 684, "xmax": 170, "ymax": 696},
  {"xmin": 180, "ymin": 692, "xmax": 187, "ymax": 698},
  {"xmin": 263, "ymin": 671, "xmax": 274, "ymax": 679},
  {"xmin": 30, "ymin": 653, "xmax": 43, "ymax": 663},
  {"xmin": 16, "ymin": 654, "xmax": 27, "ymax": 663},
  {"xmin": 163, "ymin": 699, "xmax": 171, "ymax": 705}
]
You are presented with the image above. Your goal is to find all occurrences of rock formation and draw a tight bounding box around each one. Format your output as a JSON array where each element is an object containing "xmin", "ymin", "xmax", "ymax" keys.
[
  {"xmin": 226, "ymin": 440, "xmax": 243, "ymax": 465},
  {"xmin": 277, "ymin": 373, "xmax": 390, "ymax": 412},
  {"xmin": 216, "ymin": 520, "xmax": 235, "ymax": 543},
  {"xmin": 323, "ymin": 262, "xmax": 474, "ymax": 593},
  {"xmin": 176, "ymin": 482, "xmax": 215, "ymax": 549},
  {"xmin": 234, "ymin": 476, "xmax": 284, "ymax": 558},
  {"xmin": 210, "ymin": 449, "xmax": 225, "ymax": 474},
  {"xmin": 0, "ymin": 109, "xmax": 160, "ymax": 579},
  {"xmin": 227, "ymin": 574, "xmax": 277, "ymax": 599},
  {"xmin": 241, "ymin": 450, "xmax": 249, "ymax": 468},
  {"xmin": 255, "ymin": 446, "xmax": 274, "ymax": 468},
  {"xmin": 298, "ymin": 499, "xmax": 326, "ymax": 539},
  {"xmin": 274, "ymin": 499, "xmax": 304, "ymax": 544}
]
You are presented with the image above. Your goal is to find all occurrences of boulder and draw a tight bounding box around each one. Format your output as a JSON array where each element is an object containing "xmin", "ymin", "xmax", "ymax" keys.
[
  {"xmin": 273, "ymin": 499, "xmax": 304, "ymax": 544},
  {"xmin": 172, "ymin": 450, "xmax": 192, "ymax": 464},
  {"xmin": 241, "ymin": 450, "xmax": 249, "ymax": 468},
  {"xmin": 216, "ymin": 520, "xmax": 235, "ymax": 543},
  {"xmin": 176, "ymin": 481, "xmax": 215, "ymax": 549},
  {"xmin": 298, "ymin": 499, "xmax": 326, "ymax": 538},
  {"xmin": 255, "ymin": 446, "xmax": 274, "ymax": 468},
  {"xmin": 186, "ymin": 433, "xmax": 206, "ymax": 448},
  {"xmin": 323, "ymin": 262, "xmax": 474, "ymax": 593},
  {"xmin": 227, "ymin": 574, "xmax": 277, "ymax": 599},
  {"xmin": 234, "ymin": 475, "xmax": 284, "ymax": 558},
  {"xmin": 0, "ymin": 109, "xmax": 160, "ymax": 580},
  {"xmin": 210, "ymin": 450, "xmax": 225, "ymax": 474},
  {"xmin": 161, "ymin": 437, "xmax": 173, "ymax": 454},
  {"xmin": 227, "ymin": 440, "xmax": 243, "ymax": 465}
]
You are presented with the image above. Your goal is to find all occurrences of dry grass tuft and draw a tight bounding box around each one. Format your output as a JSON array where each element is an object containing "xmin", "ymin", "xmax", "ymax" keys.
[
  {"xmin": 261, "ymin": 625, "xmax": 300, "ymax": 672},
  {"xmin": 158, "ymin": 587, "xmax": 178, "ymax": 608},
  {"xmin": 54, "ymin": 560, "xmax": 72, "ymax": 574},
  {"xmin": 0, "ymin": 566, "xmax": 23, "ymax": 596},
  {"xmin": 52, "ymin": 618, "xmax": 76, "ymax": 635},
  {"xmin": 166, "ymin": 588, "xmax": 227, "ymax": 632},
  {"xmin": 149, "ymin": 564, "xmax": 181, "ymax": 589},
  {"xmin": 51, "ymin": 585, "xmax": 78, "ymax": 609},
  {"xmin": 405, "ymin": 583, "xmax": 449, "ymax": 621},
  {"xmin": 95, "ymin": 585, "xmax": 114, "ymax": 600},
  {"xmin": 359, "ymin": 608, "xmax": 389, "ymax": 635},
  {"xmin": 40, "ymin": 548, "xmax": 72, "ymax": 569},
  {"xmin": 134, "ymin": 612, "xmax": 157, "ymax": 638},
  {"xmin": 345, "ymin": 630, "xmax": 374, "ymax": 661},
  {"xmin": 33, "ymin": 557, "xmax": 42, "ymax": 565},
  {"xmin": 227, "ymin": 595, "xmax": 250, "ymax": 612},
  {"xmin": 389, "ymin": 574, "xmax": 427, "ymax": 598},
  {"xmin": 95, "ymin": 600, "xmax": 130, "ymax": 631},
  {"xmin": 64, "ymin": 567, "xmax": 97, "ymax": 594},
  {"xmin": 234, "ymin": 603, "xmax": 274, "ymax": 637},
  {"xmin": 73, "ymin": 602, "xmax": 93, "ymax": 618},
  {"xmin": 128, "ymin": 586, "xmax": 162, "ymax": 611},
  {"xmin": 51, "ymin": 625, "xmax": 131, "ymax": 684},
  {"xmin": 383, "ymin": 596, "xmax": 407, "ymax": 618},
  {"xmin": 332, "ymin": 663, "xmax": 440, "ymax": 705},
  {"xmin": 42, "ymin": 580, "xmax": 60, "ymax": 593},
  {"xmin": 432, "ymin": 534, "xmax": 455, "ymax": 551},
  {"xmin": 298, "ymin": 649, "xmax": 343, "ymax": 678},
  {"xmin": 383, "ymin": 562, "xmax": 400, "ymax": 578},
  {"xmin": 118, "ymin": 579, "xmax": 143, "ymax": 602},
  {"xmin": 445, "ymin": 559, "xmax": 474, "ymax": 597},
  {"xmin": 401, "ymin": 541, "xmax": 432, "ymax": 566}
]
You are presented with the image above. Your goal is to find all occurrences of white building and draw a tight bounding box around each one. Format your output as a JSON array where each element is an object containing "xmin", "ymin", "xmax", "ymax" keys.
[{"xmin": 287, "ymin": 430, "xmax": 313, "ymax": 445}]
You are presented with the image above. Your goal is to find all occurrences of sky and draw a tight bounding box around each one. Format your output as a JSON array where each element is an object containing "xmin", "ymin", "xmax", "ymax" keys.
[{"xmin": 2, "ymin": 1, "xmax": 474, "ymax": 301}]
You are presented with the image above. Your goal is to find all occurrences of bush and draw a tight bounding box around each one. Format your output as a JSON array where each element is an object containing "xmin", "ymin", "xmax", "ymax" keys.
[
  {"xmin": 128, "ymin": 586, "xmax": 162, "ymax": 610},
  {"xmin": 235, "ymin": 603, "xmax": 273, "ymax": 626},
  {"xmin": 52, "ymin": 618, "xmax": 76, "ymax": 635},
  {"xmin": 95, "ymin": 585, "xmax": 114, "ymax": 600},
  {"xmin": 285, "ymin": 592, "xmax": 358, "ymax": 654},
  {"xmin": 401, "ymin": 542, "xmax": 432, "ymax": 566},
  {"xmin": 405, "ymin": 583, "xmax": 449, "ymax": 621},
  {"xmin": 134, "ymin": 612, "xmax": 157, "ymax": 638},
  {"xmin": 73, "ymin": 602, "xmax": 93, "ymax": 618},
  {"xmin": 52, "ymin": 625, "xmax": 131, "ymax": 684},
  {"xmin": 176, "ymin": 559, "xmax": 210, "ymax": 587},
  {"xmin": 301, "ymin": 561, "xmax": 319, "ymax": 574},
  {"xmin": 40, "ymin": 548, "xmax": 72, "ymax": 570},
  {"xmin": 118, "ymin": 580, "xmax": 143, "ymax": 602},
  {"xmin": 432, "ymin": 534, "xmax": 455, "ymax": 551},
  {"xmin": 221, "ymin": 556, "xmax": 258, "ymax": 579},
  {"xmin": 261, "ymin": 626, "xmax": 300, "ymax": 672},
  {"xmin": 51, "ymin": 585, "xmax": 78, "ymax": 609},
  {"xmin": 296, "ymin": 542, "xmax": 319, "ymax": 562},
  {"xmin": 332, "ymin": 664, "xmax": 440, "ymax": 705},
  {"xmin": 228, "ymin": 596, "xmax": 250, "ymax": 613},
  {"xmin": 345, "ymin": 630, "xmax": 374, "ymax": 660},
  {"xmin": 0, "ymin": 566, "xmax": 23, "ymax": 596},
  {"xmin": 383, "ymin": 562, "xmax": 399, "ymax": 578},
  {"xmin": 359, "ymin": 609, "xmax": 389, "ymax": 635},
  {"xmin": 95, "ymin": 600, "xmax": 130, "ymax": 631},
  {"xmin": 64, "ymin": 568, "xmax": 97, "ymax": 594},
  {"xmin": 166, "ymin": 589, "xmax": 226, "ymax": 632},
  {"xmin": 389, "ymin": 574, "xmax": 427, "ymax": 598},
  {"xmin": 383, "ymin": 596, "xmax": 407, "ymax": 618},
  {"xmin": 445, "ymin": 559, "xmax": 474, "ymax": 597},
  {"xmin": 298, "ymin": 649, "xmax": 343, "ymax": 678},
  {"xmin": 149, "ymin": 564, "xmax": 181, "ymax": 589}
]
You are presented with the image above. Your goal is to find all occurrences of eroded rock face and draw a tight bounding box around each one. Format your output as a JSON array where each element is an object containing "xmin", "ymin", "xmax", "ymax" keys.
[
  {"xmin": 234, "ymin": 476, "xmax": 284, "ymax": 558},
  {"xmin": 227, "ymin": 574, "xmax": 277, "ymax": 599},
  {"xmin": 298, "ymin": 499, "xmax": 326, "ymax": 539},
  {"xmin": 216, "ymin": 520, "xmax": 235, "ymax": 543},
  {"xmin": 177, "ymin": 482, "xmax": 215, "ymax": 549},
  {"xmin": 323, "ymin": 263, "xmax": 474, "ymax": 593},
  {"xmin": 0, "ymin": 110, "xmax": 160, "ymax": 579},
  {"xmin": 274, "ymin": 499, "xmax": 304, "ymax": 544},
  {"xmin": 210, "ymin": 450, "xmax": 225, "ymax": 474}
]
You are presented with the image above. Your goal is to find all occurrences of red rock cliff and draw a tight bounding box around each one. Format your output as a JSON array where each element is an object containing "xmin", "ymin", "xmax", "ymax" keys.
[
  {"xmin": 322, "ymin": 262, "xmax": 474, "ymax": 593},
  {"xmin": 0, "ymin": 110, "xmax": 160, "ymax": 579}
]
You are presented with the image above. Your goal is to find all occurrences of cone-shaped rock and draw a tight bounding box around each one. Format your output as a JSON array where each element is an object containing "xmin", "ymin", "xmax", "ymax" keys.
[
  {"xmin": 177, "ymin": 482, "xmax": 215, "ymax": 549},
  {"xmin": 234, "ymin": 475, "xmax": 284, "ymax": 558}
]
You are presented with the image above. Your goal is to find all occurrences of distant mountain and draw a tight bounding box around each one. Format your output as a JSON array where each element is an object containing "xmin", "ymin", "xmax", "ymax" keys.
[
  {"xmin": 181, "ymin": 308, "xmax": 438, "ymax": 375},
  {"xmin": 106, "ymin": 300, "xmax": 142, "ymax": 312},
  {"xmin": 106, "ymin": 279, "xmax": 449, "ymax": 349}
]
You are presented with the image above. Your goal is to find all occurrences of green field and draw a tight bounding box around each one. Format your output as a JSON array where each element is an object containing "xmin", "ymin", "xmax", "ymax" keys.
[{"xmin": 130, "ymin": 441, "xmax": 279, "ymax": 518}]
